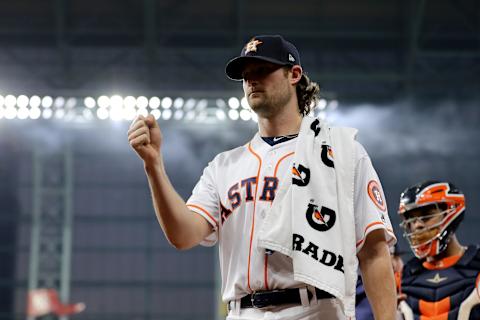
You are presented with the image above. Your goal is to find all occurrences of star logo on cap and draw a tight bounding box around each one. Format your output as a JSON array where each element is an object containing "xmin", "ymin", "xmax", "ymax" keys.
[{"xmin": 245, "ymin": 39, "xmax": 263, "ymax": 54}]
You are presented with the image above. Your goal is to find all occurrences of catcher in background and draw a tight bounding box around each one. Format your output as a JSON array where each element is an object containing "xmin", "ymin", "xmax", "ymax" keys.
[{"xmin": 397, "ymin": 180, "xmax": 480, "ymax": 320}]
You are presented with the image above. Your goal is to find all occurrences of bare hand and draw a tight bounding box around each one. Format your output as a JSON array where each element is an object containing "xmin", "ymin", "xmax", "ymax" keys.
[{"xmin": 128, "ymin": 115, "xmax": 162, "ymax": 165}]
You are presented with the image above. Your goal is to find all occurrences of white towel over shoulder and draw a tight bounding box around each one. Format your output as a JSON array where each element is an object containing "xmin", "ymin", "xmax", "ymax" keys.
[{"xmin": 258, "ymin": 116, "xmax": 358, "ymax": 318}]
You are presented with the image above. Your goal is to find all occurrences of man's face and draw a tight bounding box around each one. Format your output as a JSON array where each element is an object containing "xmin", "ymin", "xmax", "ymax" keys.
[
  {"xmin": 241, "ymin": 61, "xmax": 293, "ymax": 117},
  {"xmin": 402, "ymin": 204, "xmax": 445, "ymax": 247}
]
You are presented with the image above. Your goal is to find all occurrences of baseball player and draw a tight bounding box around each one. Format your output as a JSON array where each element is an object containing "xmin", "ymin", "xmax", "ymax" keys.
[
  {"xmin": 128, "ymin": 35, "xmax": 397, "ymax": 319},
  {"xmin": 397, "ymin": 180, "xmax": 480, "ymax": 320}
]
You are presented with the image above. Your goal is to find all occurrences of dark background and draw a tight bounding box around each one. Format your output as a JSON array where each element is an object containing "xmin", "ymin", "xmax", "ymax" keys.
[{"xmin": 0, "ymin": 1, "xmax": 479, "ymax": 319}]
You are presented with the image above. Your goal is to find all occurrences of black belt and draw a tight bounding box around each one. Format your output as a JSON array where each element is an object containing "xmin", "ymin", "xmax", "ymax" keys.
[{"xmin": 239, "ymin": 287, "xmax": 334, "ymax": 309}]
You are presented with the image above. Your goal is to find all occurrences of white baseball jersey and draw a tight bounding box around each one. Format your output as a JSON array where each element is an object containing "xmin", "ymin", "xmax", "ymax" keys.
[{"xmin": 186, "ymin": 132, "xmax": 395, "ymax": 303}]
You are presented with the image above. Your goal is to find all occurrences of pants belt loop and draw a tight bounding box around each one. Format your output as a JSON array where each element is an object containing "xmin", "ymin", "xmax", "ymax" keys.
[
  {"xmin": 230, "ymin": 299, "xmax": 240, "ymax": 316},
  {"xmin": 307, "ymin": 285, "xmax": 318, "ymax": 306},
  {"xmin": 299, "ymin": 287, "xmax": 310, "ymax": 308}
]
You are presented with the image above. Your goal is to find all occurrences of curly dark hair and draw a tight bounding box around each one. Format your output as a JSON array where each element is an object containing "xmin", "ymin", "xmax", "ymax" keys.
[{"xmin": 296, "ymin": 73, "xmax": 320, "ymax": 116}]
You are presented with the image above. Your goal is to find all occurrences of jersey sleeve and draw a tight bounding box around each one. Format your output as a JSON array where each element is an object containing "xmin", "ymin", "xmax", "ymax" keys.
[
  {"xmin": 353, "ymin": 142, "xmax": 397, "ymax": 253},
  {"xmin": 186, "ymin": 159, "xmax": 220, "ymax": 246}
]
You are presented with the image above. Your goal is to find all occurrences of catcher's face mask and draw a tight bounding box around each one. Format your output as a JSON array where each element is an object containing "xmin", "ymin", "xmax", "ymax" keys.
[{"xmin": 398, "ymin": 181, "xmax": 465, "ymax": 259}]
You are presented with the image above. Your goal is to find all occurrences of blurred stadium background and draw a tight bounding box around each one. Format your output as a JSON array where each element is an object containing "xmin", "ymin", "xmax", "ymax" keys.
[{"xmin": 0, "ymin": 0, "xmax": 479, "ymax": 319}]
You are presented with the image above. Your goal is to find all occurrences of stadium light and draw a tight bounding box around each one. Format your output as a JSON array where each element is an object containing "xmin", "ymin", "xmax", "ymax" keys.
[
  {"xmin": 17, "ymin": 95, "xmax": 29, "ymax": 108},
  {"xmin": 55, "ymin": 109, "xmax": 65, "ymax": 119},
  {"xmin": 161, "ymin": 97, "xmax": 172, "ymax": 109},
  {"xmin": 66, "ymin": 98, "xmax": 77, "ymax": 109},
  {"xmin": 328, "ymin": 100, "xmax": 338, "ymax": 110},
  {"xmin": 29, "ymin": 107, "xmax": 42, "ymax": 120},
  {"xmin": 239, "ymin": 109, "xmax": 251, "ymax": 121},
  {"xmin": 136, "ymin": 96, "xmax": 148, "ymax": 109},
  {"xmin": 5, "ymin": 107, "xmax": 17, "ymax": 119},
  {"xmin": 196, "ymin": 99, "xmax": 208, "ymax": 111},
  {"xmin": 123, "ymin": 106, "xmax": 136, "ymax": 120},
  {"xmin": 216, "ymin": 109, "xmax": 226, "ymax": 121},
  {"xmin": 241, "ymin": 97, "xmax": 250, "ymax": 109},
  {"xmin": 216, "ymin": 99, "xmax": 226, "ymax": 109},
  {"xmin": 84, "ymin": 97, "xmax": 96, "ymax": 109},
  {"xmin": 5, "ymin": 95, "xmax": 16, "ymax": 108},
  {"xmin": 173, "ymin": 98, "xmax": 184, "ymax": 109},
  {"xmin": 17, "ymin": 107, "xmax": 29, "ymax": 119},
  {"xmin": 151, "ymin": 109, "xmax": 161, "ymax": 120},
  {"xmin": 124, "ymin": 96, "xmax": 136, "ymax": 109},
  {"xmin": 137, "ymin": 108, "xmax": 148, "ymax": 117},
  {"xmin": 96, "ymin": 108, "xmax": 109, "ymax": 120},
  {"xmin": 54, "ymin": 97, "xmax": 65, "ymax": 108},
  {"xmin": 317, "ymin": 99, "xmax": 327, "ymax": 110},
  {"xmin": 149, "ymin": 97, "xmax": 160, "ymax": 109},
  {"xmin": 98, "ymin": 96, "xmax": 110, "ymax": 108},
  {"xmin": 42, "ymin": 96, "xmax": 53, "ymax": 108},
  {"xmin": 228, "ymin": 97, "xmax": 240, "ymax": 109},
  {"xmin": 228, "ymin": 109, "xmax": 239, "ymax": 120},
  {"xmin": 0, "ymin": 92, "xmax": 338, "ymax": 123},
  {"xmin": 162, "ymin": 109, "xmax": 172, "ymax": 120},
  {"xmin": 42, "ymin": 109, "xmax": 53, "ymax": 119},
  {"xmin": 110, "ymin": 95, "xmax": 123, "ymax": 109},
  {"xmin": 30, "ymin": 96, "xmax": 41, "ymax": 108},
  {"xmin": 184, "ymin": 98, "xmax": 196, "ymax": 110},
  {"xmin": 174, "ymin": 110, "xmax": 184, "ymax": 120},
  {"xmin": 185, "ymin": 110, "xmax": 195, "ymax": 121}
]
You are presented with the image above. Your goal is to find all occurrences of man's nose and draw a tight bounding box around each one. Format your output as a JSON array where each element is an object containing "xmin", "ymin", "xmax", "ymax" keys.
[
  {"xmin": 410, "ymin": 218, "xmax": 425, "ymax": 231},
  {"xmin": 244, "ymin": 78, "xmax": 259, "ymax": 87}
]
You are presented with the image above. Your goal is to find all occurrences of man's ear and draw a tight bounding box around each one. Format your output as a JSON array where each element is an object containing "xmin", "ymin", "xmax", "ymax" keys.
[{"xmin": 290, "ymin": 65, "xmax": 303, "ymax": 85}]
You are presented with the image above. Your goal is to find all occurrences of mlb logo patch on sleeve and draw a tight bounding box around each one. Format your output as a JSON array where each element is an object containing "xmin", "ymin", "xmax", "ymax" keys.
[{"xmin": 367, "ymin": 180, "xmax": 386, "ymax": 212}]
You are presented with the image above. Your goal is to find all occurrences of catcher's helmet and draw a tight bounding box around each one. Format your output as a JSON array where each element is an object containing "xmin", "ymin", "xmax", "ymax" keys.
[{"xmin": 398, "ymin": 180, "xmax": 465, "ymax": 259}]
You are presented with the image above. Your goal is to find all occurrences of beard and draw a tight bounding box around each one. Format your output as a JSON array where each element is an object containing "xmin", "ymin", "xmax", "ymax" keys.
[{"xmin": 247, "ymin": 84, "xmax": 292, "ymax": 118}]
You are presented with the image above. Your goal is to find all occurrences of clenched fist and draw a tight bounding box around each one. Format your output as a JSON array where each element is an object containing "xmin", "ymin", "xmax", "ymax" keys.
[{"xmin": 128, "ymin": 115, "xmax": 162, "ymax": 165}]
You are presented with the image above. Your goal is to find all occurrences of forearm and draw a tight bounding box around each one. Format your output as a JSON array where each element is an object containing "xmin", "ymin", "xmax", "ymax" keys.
[
  {"xmin": 358, "ymin": 231, "xmax": 397, "ymax": 320},
  {"xmin": 144, "ymin": 160, "xmax": 210, "ymax": 250}
]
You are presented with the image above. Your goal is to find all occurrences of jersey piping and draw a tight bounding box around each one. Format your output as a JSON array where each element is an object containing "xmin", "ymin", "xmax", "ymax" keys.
[
  {"xmin": 186, "ymin": 204, "xmax": 219, "ymax": 228},
  {"xmin": 247, "ymin": 142, "xmax": 262, "ymax": 292},
  {"xmin": 264, "ymin": 151, "xmax": 295, "ymax": 290},
  {"xmin": 355, "ymin": 221, "xmax": 395, "ymax": 251}
]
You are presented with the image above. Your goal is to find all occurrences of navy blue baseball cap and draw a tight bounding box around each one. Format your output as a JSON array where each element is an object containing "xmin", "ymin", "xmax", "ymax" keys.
[{"xmin": 225, "ymin": 35, "xmax": 302, "ymax": 81}]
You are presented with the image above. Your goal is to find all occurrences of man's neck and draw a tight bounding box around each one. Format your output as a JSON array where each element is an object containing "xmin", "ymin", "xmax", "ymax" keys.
[
  {"xmin": 426, "ymin": 235, "xmax": 465, "ymax": 263},
  {"xmin": 257, "ymin": 104, "xmax": 303, "ymax": 137}
]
